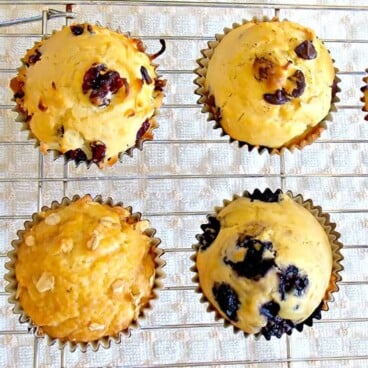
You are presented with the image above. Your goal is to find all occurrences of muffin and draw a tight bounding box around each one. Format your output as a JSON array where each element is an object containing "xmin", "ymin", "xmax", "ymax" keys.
[
  {"xmin": 194, "ymin": 18, "xmax": 338, "ymax": 153},
  {"xmin": 9, "ymin": 23, "xmax": 166, "ymax": 168},
  {"xmin": 5, "ymin": 195, "xmax": 164, "ymax": 351},
  {"xmin": 192, "ymin": 189, "xmax": 343, "ymax": 339},
  {"xmin": 360, "ymin": 70, "xmax": 368, "ymax": 121}
]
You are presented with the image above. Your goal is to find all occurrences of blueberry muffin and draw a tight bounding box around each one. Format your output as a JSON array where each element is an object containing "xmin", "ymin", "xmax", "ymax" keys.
[
  {"xmin": 5, "ymin": 195, "xmax": 164, "ymax": 349},
  {"xmin": 193, "ymin": 189, "xmax": 343, "ymax": 339},
  {"xmin": 195, "ymin": 18, "xmax": 338, "ymax": 153},
  {"xmin": 10, "ymin": 23, "xmax": 166, "ymax": 168}
]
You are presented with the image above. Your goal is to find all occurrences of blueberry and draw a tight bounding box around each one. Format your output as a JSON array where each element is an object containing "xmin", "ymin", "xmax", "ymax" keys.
[
  {"xmin": 212, "ymin": 282, "xmax": 240, "ymax": 322},
  {"xmin": 260, "ymin": 301, "xmax": 280, "ymax": 319},
  {"xmin": 223, "ymin": 236, "xmax": 275, "ymax": 280},
  {"xmin": 278, "ymin": 265, "xmax": 309, "ymax": 300}
]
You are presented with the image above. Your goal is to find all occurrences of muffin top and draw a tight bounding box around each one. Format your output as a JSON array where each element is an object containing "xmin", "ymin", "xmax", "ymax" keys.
[
  {"xmin": 10, "ymin": 23, "xmax": 166, "ymax": 167},
  {"xmin": 196, "ymin": 191, "xmax": 332, "ymax": 337},
  {"xmin": 15, "ymin": 195, "xmax": 157, "ymax": 342},
  {"xmin": 204, "ymin": 19, "xmax": 335, "ymax": 148}
]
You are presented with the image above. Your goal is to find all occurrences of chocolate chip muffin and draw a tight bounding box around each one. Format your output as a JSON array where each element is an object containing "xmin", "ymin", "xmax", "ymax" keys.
[
  {"xmin": 10, "ymin": 23, "xmax": 166, "ymax": 168},
  {"xmin": 194, "ymin": 18, "xmax": 338, "ymax": 153},
  {"xmin": 5, "ymin": 195, "xmax": 164, "ymax": 350},
  {"xmin": 193, "ymin": 189, "xmax": 343, "ymax": 339}
]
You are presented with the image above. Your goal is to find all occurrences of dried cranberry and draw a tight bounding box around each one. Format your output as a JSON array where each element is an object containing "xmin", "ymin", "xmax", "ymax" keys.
[
  {"xmin": 212, "ymin": 282, "xmax": 240, "ymax": 322},
  {"xmin": 278, "ymin": 265, "xmax": 309, "ymax": 300},
  {"xmin": 14, "ymin": 91, "xmax": 24, "ymax": 99},
  {"xmin": 197, "ymin": 215, "xmax": 221, "ymax": 251},
  {"xmin": 27, "ymin": 49, "xmax": 41, "ymax": 65},
  {"xmin": 70, "ymin": 24, "xmax": 84, "ymax": 36},
  {"xmin": 263, "ymin": 89, "xmax": 291, "ymax": 105},
  {"xmin": 140, "ymin": 66, "xmax": 152, "ymax": 84},
  {"xmin": 65, "ymin": 148, "xmax": 88, "ymax": 164},
  {"xmin": 136, "ymin": 119, "xmax": 150, "ymax": 141},
  {"xmin": 90, "ymin": 141, "xmax": 106, "ymax": 163},
  {"xmin": 223, "ymin": 236, "xmax": 276, "ymax": 280},
  {"xmin": 82, "ymin": 64, "xmax": 126, "ymax": 107},
  {"xmin": 295, "ymin": 40, "xmax": 317, "ymax": 60},
  {"xmin": 150, "ymin": 39, "xmax": 166, "ymax": 60},
  {"xmin": 154, "ymin": 78, "xmax": 167, "ymax": 91}
]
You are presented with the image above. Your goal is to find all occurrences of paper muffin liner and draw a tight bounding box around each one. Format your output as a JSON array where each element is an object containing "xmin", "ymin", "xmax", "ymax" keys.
[
  {"xmin": 360, "ymin": 68, "xmax": 368, "ymax": 121},
  {"xmin": 4, "ymin": 194, "xmax": 165, "ymax": 352},
  {"xmin": 9, "ymin": 23, "xmax": 167, "ymax": 169},
  {"xmin": 190, "ymin": 188, "xmax": 343, "ymax": 339},
  {"xmin": 194, "ymin": 17, "xmax": 341, "ymax": 155}
]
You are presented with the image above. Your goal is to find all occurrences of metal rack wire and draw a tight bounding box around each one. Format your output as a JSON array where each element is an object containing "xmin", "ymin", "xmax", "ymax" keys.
[{"xmin": 1, "ymin": 1, "xmax": 368, "ymax": 367}]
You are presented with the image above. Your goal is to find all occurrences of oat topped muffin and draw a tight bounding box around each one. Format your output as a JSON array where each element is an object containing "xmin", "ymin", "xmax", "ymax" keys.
[
  {"xmin": 12, "ymin": 195, "xmax": 161, "ymax": 343},
  {"xmin": 10, "ymin": 23, "xmax": 166, "ymax": 168},
  {"xmin": 196, "ymin": 19, "xmax": 336, "ymax": 151},
  {"xmin": 195, "ymin": 189, "xmax": 342, "ymax": 339}
]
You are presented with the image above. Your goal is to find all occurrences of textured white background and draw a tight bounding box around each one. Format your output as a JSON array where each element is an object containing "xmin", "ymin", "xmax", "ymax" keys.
[{"xmin": 0, "ymin": 1, "xmax": 368, "ymax": 367}]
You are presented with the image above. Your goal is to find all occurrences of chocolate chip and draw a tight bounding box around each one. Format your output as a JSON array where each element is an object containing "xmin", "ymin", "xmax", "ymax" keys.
[
  {"xmin": 70, "ymin": 24, "xmax": 84, "ymax": 36},
  {"xmin": 253, "ymin": 57, "xmax": 275, "ymax": 82},
  {"xmin": 90, "ymin": 141, "xmax": 106, "ymax": 163},
  {"xmin": 289, "ymin": 70, "xmax": 306, "ymax": 98},
  {"xmin": 136, "ymin": 119, "xmax": 150, "ymax": 141},
  {"xmin": 150, "ymin": 39, "xmax": 166, "ymax": 60},
  {"xmin": 197, "ymin": 215, "xmax": 221, "ymax": 251},
  {"xmin": 295, "ymin": 40, "xmax": 317, "ymax": 60},
  {"xmin": 140, "ymin": 66, "xmax": 152, "ymax": 84},
  {"xmin": 223, "ymin": 237, "xmax": 275, "ymax": 280},
  {"xmin": 51, "ymin": 81, "xmax": 56, "ymax": 90},
  {"xmin": 278, "ymin": 265, "xmax": 309, "ymax": 300},
  {"xmin": 65, "ymin": 148, "xmax": 88, "ymax": 164},
  {"xmin": 263, "ymin": 89, "xmax": 291, "ymax": 105},
  {"xmin": 212, "ymin": 282, "xmax": 240, "ymax": 322},
  {"xmin": 245, "ymin": 188, "xmax": 282, "ymax": 203}
]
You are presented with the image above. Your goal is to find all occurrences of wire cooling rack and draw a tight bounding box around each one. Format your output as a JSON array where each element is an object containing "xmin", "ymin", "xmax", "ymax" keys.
[{"xmin": 1, "ymin": 1, "xmax": 368, "ymax": 367}]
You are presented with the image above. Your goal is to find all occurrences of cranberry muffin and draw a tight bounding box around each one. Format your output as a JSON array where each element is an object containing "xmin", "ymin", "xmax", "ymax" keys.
[
  {"xmin": 5, "ymin": 195, "xmax": 164, "ymax": 350},
  {"xmin": 10, "ymin": 23, "xmax": 166, "ymax": 168},
  {"xmin": 193, "ymin": 189, "xmax": 343, "ymax": 339},
  {"xmin": 195, "ymin": 19, "xmax": 338, "ymax": 153}
]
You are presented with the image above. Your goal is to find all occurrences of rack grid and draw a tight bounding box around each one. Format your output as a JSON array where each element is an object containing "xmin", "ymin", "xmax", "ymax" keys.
[{"xmin": 1, "ymin": 1, "xmax": 368, "ymax": 367}]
